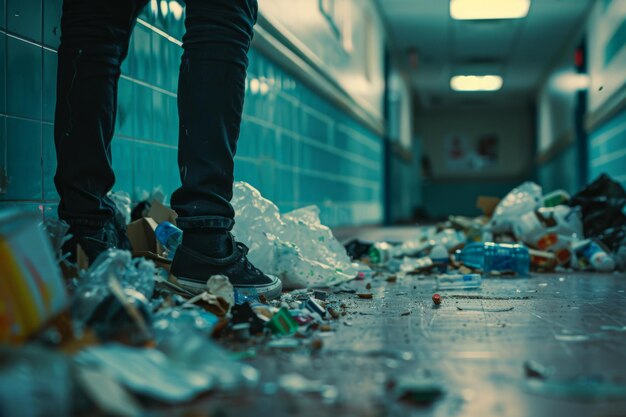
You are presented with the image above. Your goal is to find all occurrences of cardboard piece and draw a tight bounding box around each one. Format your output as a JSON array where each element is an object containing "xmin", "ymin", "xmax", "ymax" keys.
[
  {"xmin": 184, "ymin": 292, "xmax": 230, "ymax": 317},
  {"xmin": 0, "ymin": 210, "xmax": 69, "ymax": 343},
  {"xmin": 148, "ymin": 200, "xmax": 178, "ymax": 225},
  {"xmin": 476, "ymin": 196, "xmax": 501, "ymax": 217},
  {"xmin": 126, "ymin": 217, "xmax": 171, "ymax": 270}
]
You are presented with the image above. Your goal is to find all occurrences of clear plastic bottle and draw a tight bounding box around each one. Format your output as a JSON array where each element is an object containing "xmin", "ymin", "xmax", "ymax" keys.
[
  {"xmin": 456, "ymin": 242, "xmax": 530, "ymax": 276},
  {"xmin": 155, "ymin": 221, "xmax": 183, "ymax": 258},
  {"xmin": 369, "ymin": 240, "xmax": 433, "ymax": 265},
  {"xmin": 437, "ymin": 273, "xmax": 482, "ymax": 290}
]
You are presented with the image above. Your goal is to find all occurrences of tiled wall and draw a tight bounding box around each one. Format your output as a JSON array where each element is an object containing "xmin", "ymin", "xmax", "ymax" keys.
[
  {"xmin": 0, "ymin": 1, "xmax": 384, "ymax": 227},
  {"xmin": 588, "ymin": 109, "xmax": 626, "ymax": 189},
  {"xmin": 537, "ymin": 143, "xmax": 579, "ymax": 194}
]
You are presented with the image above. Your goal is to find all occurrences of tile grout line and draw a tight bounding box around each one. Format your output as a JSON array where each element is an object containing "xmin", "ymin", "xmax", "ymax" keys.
[{"xmin": 41, "ymin": 3, "xmax": 45, "ymax": 204}]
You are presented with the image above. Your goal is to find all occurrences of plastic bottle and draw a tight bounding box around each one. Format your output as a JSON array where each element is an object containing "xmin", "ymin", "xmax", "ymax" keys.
[
  {"xmin": 572, "ymin": 239, "xmax": 615, "ymax": 272},
  {"xmin": 369, "ymin": 240, "xmax": 433, "ymax": 265},
  {"xmin": 437, "ymin": 274, "xmax": 482, "ymax": 290},
  {"xmin": 430, "ymin": 244, "xmax": 449, "ymax": 272},
  {"xmin": 369, "ymin": 242, "xmax": 393, "ymax": 265},
  {"xmin": 155, "ymin": 221, "xmax": 183, "ymax": 258},
  {"xmin": 456, "ymin": 242, "xmax": 530, "ymax": 277}
]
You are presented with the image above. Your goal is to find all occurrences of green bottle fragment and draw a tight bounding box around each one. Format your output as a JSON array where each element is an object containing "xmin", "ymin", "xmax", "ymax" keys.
[{"xmin": 267, "ymin": 307, "xmax": 299, "ymax": 336}]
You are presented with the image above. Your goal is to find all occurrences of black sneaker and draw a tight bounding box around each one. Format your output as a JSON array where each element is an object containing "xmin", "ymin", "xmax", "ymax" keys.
[
  {"xmin": 63, "ymin": 220, "xmax": 132, "ymax": 264},
  {"xmin": 170, "ymin": 236, "xmax": 283, "ymax": 300}
]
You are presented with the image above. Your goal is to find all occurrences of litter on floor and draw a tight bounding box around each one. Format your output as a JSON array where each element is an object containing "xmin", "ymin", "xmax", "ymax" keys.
[{"xmin": 1, "ymin": 176, "xmax": 626, "ymax": 417}]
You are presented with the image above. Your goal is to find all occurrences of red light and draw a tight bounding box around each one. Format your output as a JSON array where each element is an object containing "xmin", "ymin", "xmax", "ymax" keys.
[{"xmin": 575, "ymin": 48, "xmax": 584, "ymax": 69}]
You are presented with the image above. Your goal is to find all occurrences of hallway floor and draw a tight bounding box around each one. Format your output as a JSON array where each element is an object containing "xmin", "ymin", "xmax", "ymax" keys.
[{"xmin": 153, "ymin": 229, "xmax": 626, "ymax": 417}]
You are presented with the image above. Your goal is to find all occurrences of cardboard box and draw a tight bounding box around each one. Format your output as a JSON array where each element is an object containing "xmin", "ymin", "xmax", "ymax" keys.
[
  {"xmin": 476, "ymin": 196, "xmax": 501, "ymax": 217},
  {"xmin": 126, "ymin": 217, "xmax": 171, "ymax": 270},
  {"xmin": 148, "ymin": 200, "xmax": 178, "ymax": 225},
  {"xmin": 0, "ymin": 210, "xmax": 68, "ymax": 343}
]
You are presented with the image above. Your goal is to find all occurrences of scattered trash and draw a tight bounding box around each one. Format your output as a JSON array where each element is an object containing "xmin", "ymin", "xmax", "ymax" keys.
[
  {"xmin": 0, "ymin": 347, "xmax": 73, "ymax": 416},
  {"xmin": 267, "ymin": 307, "xmax": 299, "ymax": 336},
  {"xmin": 205, "ymin": 275, "xmax": 235, "ymax": 309},
  {"xmin": 394, "ymin": 376, "xmax": 446, "ymax": 405},
  {"xmin": 524, "ymin": 360, "xmax": 554, "ymax": 380},
  {"xmin": 76, "ymin": 336, "xmax": 259, "ymax": 403},
  {"xmin": 109, "ymin": 191, "xmax": 133, "ymax": 226},
  {"xmin": 72, "ymin": 250, "xmax": 156, "ymax": 336},
  {"xmin": 455, "ymin": 305, "xmax": 514, "ymax": 312},
  {"xmin": 313, "ymin": 290, "xmax": 328, "ymax": 300},
  {"xmin": 231, "ymin": 323, "xmax": 252, "ymax": 341},
  {"xmin": 432, "ymin": 293, "xmax": 442, "ymax": 305},
  {"xmin": 572, "ymin": 239, "xmax": 615, "ymax": 272},
  {"xmin": 489, "ymin": 182, "xmax": 542, "ymax": 234},
  {"xmin": 0, "ymin": 210, "xmax": 68, "ymax": 344},
  {"xmin": 456, "ymin": 242, "xmax": 529, "ymax": 276},
  {"xmin": 436, "ymin": 274, "xmax": 482, "ymax": 290},
  {"xmin": 430, "ymin": 244, "xmax": 449, "ymax": 272},
  {"xmin": 278, "ymin": 373, "xmax": 339, "ymax": 403},
  {"xmin": 231, "ymin": 182, "xmax": 360, "ymax": 289},
  {"xmin": 4, "ymin": 174, "xmax": 626, "ymax": 414},
  {"xmin": 154, "ymin": 221, "xmax": 183, "ymax": 258},
  {"xmin": 400, "ymin": 256, "xmax": 434, "ymax": 273}
]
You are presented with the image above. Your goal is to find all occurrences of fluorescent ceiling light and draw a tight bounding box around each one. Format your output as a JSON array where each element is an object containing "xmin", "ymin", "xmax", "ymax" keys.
[
  {"xmin": 450, "ymin": 0, "xmax": 531, "ymax": 20},
  {"xmin": 450, "ymin": 75, "xmax": 503, "ymax": 91}
]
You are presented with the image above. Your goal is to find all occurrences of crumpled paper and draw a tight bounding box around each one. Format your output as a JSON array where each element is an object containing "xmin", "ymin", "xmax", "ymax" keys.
[{"xmin": 231, "ymin": 182, "xmax": 361, "ymax": 289}]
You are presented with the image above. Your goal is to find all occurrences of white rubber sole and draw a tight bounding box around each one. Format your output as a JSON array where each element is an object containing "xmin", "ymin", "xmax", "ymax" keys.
[{"xmin": 175, "ymin": 274, "xmax": 283, "ymax": 300}]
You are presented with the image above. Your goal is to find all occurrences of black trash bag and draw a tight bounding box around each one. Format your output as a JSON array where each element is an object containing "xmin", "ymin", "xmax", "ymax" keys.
[
  {"xmin": 344, "ymin": 239, "xmax": 373, "ymax": 260},
  {"xmin": 569, "ymin": 174, "xmax": 626, "ymax": 251}
]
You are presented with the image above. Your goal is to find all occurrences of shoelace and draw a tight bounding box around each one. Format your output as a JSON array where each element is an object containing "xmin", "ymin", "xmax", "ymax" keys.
[{"xmin": 235, "ymin": 242, "xmax": 264, "ymax": 276}]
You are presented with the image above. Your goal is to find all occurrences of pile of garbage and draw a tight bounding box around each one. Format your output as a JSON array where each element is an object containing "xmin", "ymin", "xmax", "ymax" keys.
[
  {"xmin": 346, "ymin": 174, "xmax": 626, "ymax": 290},
  {"xmin": 0, "ymin": 182, "xmax": 361, "ymax": 415},
  {"xmin": 1, "ymin": 175, "xmax": 625, "ymax": 414}
]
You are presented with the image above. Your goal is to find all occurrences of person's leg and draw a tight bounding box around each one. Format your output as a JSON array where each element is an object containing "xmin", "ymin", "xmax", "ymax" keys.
[
  {"xmin": 170, "ymin": 0, "xmax": 282, "ymax": 299},
  {"xmin": 54, "ymin": 0, "xmax": 148, "ymax": 260},
  {"xmin": 171, "ymin": 0, "xmax": 256, "ymax": 232}
]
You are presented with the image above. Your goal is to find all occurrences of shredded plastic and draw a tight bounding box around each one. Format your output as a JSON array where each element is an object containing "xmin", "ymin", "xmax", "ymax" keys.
[
  {"xmin": 108, "ymin": 191, "xmax": 132, "ymax": 226},
  {"xmin": 72, "ymin": 250, "xmax": 156, "ymax": 334},
  {"xmin": 231, "ymin": 182, "xmax": 361, "ymax": 289},
  {"xmin": 75, "ymin": 335, "xmax": 259, "ymax": 403},
  {"xmin": 42, "ymin": 218, "xmax": 71, "ymax": 261}
]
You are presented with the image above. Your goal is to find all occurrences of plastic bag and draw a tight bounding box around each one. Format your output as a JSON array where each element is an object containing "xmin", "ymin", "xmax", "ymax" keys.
[
  {"xmin": 152, "ymin": 307, "xmax": 219, "ymax": 341},
  {"xmin": 489, "ymin": 182, "xmax": 543, "ymax": 233},
  {"xmin": 108, "ymin": 191, "xmax": 132, "ymax": 226},
  {"xmin": 72, "ymin": 250, "xmax": 156, "ymax": 334},
  {"xmin": 231, "ymin": 182, "xmax": 360, "ymax": 289},
  {"xmin": 43, "ymin": 217, "xmax": 71, "ymax": 261},
  {"xmin": 76, "ymin": 331, "xmax": 259, "ymax": 403},
  {"xmin": 569, "ymin": 174, "xmax": 626, "ymax": 252}
]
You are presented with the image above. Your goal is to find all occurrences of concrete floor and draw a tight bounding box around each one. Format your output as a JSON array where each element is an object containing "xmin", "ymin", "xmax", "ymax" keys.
[{"xmin": 153, "ymin": 228, "xmax": 626, "ymax": 417}]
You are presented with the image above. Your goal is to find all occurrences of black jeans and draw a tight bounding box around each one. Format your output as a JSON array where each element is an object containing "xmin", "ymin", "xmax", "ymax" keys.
[{"xmin": 54, "ymin": 0, "xmax": 257, "ymax": 231}]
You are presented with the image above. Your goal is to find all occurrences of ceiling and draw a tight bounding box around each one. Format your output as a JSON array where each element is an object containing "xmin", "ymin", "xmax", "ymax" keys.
[{"xmin": 377, "ymin": 0, "xmax": 596, "ymax": 108}]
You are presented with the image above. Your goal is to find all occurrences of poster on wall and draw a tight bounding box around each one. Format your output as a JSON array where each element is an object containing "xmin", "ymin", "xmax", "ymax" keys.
[{"xmin": 444, "ymin": 134, "xmax": 499, "ymax": 171}]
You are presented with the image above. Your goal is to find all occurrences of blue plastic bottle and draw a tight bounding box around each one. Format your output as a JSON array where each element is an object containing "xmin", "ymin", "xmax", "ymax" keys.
[
  {"xmin": 457, "ymin": 242, "xmax": 530, "ymax": 276},
  {"xmin": 155, "ymin": 221, "xmax": 183, "ymax": 258}
]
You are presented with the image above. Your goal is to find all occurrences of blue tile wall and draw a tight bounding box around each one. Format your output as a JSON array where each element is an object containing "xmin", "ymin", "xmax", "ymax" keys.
[
  {"xmin": 588, "ymin": 109, "xmax": 626, "ymax": 189},
  {"xmin": 537, "ymin": 143, "xmax": 579, "ymax": 195},
  {"xmin": 0, "ymin": 1, "xmax": 383, "ymax": 226}
]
